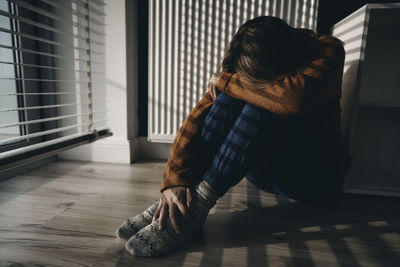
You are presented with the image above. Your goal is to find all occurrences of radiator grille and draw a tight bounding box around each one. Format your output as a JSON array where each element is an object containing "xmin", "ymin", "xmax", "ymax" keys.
[{"xmin": 148, "ymin": 0, "xmax": 319, "ymax": 142}]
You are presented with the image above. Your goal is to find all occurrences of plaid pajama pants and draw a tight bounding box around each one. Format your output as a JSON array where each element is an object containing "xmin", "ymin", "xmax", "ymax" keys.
[{"xmin": 198, "ymin": 92, "xmax": 344, "ymax": 203}]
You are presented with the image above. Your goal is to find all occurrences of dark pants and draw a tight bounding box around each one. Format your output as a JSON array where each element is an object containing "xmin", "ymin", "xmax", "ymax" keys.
[{"xmin": 199, "ymin": 93, "xmax": 345, "ymax": 204}]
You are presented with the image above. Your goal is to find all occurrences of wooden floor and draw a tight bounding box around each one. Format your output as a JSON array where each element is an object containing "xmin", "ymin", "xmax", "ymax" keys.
[{"xmin": 0, "ymin": 160, "xmax": 399, "ymax": 267}]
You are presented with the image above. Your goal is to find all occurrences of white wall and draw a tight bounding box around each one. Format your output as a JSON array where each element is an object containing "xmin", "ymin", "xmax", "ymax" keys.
[{"xmin": 59, "ymin": 0, "xmax": 131, "ymax": 163}]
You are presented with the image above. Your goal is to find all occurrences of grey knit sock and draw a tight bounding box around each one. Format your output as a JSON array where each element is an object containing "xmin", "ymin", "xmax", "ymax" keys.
[
  {"xmin": 125, "ymin": 182, "xmax": 219, "ymax": 256},
  {"xmin": 116, "ymin": 199, "xmax": 160, "ymax": 240}
]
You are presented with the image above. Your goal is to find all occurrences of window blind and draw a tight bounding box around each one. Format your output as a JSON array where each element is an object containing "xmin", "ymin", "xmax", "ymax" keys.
[{"xmin": 0, "ymin": 0, "xmax": 110, "ymax": 172}]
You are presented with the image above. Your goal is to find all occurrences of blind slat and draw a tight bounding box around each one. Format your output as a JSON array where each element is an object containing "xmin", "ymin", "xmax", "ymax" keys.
[
  {"xmin": 0, "ymin": 44, "xmax": 89, "ymax": 62},
  {"xmin": 0, "ymin": 113, "xmax": 90, "ymax": 129},
  {"xmin": 0, "ymin": 44, "xmax": 101, "ymax": 64},
  {"xmin": 84, "ymin": 0, "xmax": 106, "ymax": 6},
  {"xmin": 0, "ymin": 61, "xmax": 97, "ymax": 73},
  {"xmin": 0, "ymin": 130, "xmax": 111, "ymax": 170},
  {"xmin": 0, "ymin": 77, "xmax": 91, "ymax": 83},
  {"xmin": 0, "ymin": 92, "xmax": 77, "ymax": 96},
  {"xmin": 0, "ymin": 123, "xmax": 90, "ymax": 146},
  {"xmin": 0, "ymin": 103, "xmax": 89, "ymax": 113},
  {"xmin": 0, "ymin": 91, "xmax": 106, "ymax": 95},
  {"xmin": 0, "ymin": 26, "xmax": 104, "ymax": 55},
  {"xmin": 0, "ymin": 132, "xmax": 89, "ymax": 160},
  {"xmin": 0, "ymin": 104, "xmax": 107, "ymax": 113}
]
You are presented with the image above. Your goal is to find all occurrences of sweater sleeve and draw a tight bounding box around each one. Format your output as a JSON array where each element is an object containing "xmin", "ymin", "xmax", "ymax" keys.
[
  {"xmin": 160, "ymin": 90, "xmax": 216, "ymax": 192},
  {"xmin": 214, "ymin": 35, "xmax": 345, "ymax": 116}
]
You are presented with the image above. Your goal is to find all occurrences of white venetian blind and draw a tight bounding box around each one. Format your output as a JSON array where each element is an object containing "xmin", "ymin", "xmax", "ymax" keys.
[
  {"xmin": 0, "ymin": 0, "xmax": 109, "ymax": 171},
  {"xmin": 148, "ymin": 0, "xmax": 319, "ymax": 143}
]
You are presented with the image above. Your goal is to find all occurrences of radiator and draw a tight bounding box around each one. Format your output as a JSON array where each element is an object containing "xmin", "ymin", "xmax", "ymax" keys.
[{"xmin": 148, "ymin": 0, "xmax": 319, "ymax": 142}]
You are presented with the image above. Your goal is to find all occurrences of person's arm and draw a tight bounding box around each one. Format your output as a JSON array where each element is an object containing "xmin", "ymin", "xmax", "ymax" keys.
[
  {"xmin": 160, "ymin": 89, "xmax": 216, "ymax": 192},
  {"xmin": 156, "ymin": 89, "xmax": 218, "ymax": 234},
  {"xmin": 213, "ymin": 35, "xmax": 345, "ymax": 116}
]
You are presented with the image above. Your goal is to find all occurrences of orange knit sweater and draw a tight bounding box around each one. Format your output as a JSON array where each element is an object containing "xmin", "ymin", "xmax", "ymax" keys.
[{"xmin": 160, "ymin": 35, "xmax": 350, "ymax": 192}]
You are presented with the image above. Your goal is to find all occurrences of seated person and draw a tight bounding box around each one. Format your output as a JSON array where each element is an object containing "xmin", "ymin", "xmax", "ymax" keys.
[{"xmin": 116, "ymin": 15, "xmax": 351, "ymax": 257}]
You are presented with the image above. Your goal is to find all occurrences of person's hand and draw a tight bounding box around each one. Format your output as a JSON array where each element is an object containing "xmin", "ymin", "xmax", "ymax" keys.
[
  {"xmin": 207, "ymin": 73, "xmax": 221, "ymax": 101},
  {"xmin": 152, "ymin": 187, "xmax": 192, "ymax": 234}
]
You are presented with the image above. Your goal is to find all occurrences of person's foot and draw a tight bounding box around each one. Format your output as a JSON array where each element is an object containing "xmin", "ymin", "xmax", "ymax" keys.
[
  {"xmin": 125, "ymin": 182, "xmax": 218, "ymax": 256},
  {"xmin": 116, "ymin": 200, "xmax": 160, "ymax": 240}
]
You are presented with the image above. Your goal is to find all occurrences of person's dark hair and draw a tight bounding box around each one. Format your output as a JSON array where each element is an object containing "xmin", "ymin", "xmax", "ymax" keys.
[{"xmin": 221, "ymin": 16, "xmax": 320, "ymax": 86}]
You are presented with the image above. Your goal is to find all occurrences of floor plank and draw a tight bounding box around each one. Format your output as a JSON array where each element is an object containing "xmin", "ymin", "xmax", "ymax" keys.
[{"xmin": 0, "ymin": 159, "xmax": 399, "ymax": 266}]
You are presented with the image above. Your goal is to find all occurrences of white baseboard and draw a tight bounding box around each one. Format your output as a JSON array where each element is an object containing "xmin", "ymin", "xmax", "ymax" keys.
[
  {"xmin": 130, "ymin": 136, "xmax": 171, "ymax": 162},
  {"xmin": 58, "ymin": 136, "xmax": 172, "ymax": 163},
  {"xmin": 58, "ymin": 137, "xmax": 131, "ymax": 164}
]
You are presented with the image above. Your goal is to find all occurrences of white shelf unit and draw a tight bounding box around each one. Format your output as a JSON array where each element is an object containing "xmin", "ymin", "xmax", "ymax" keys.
[{"xmin": 331, "ymin": 3, "xmax": 400, "ymax": 197}]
